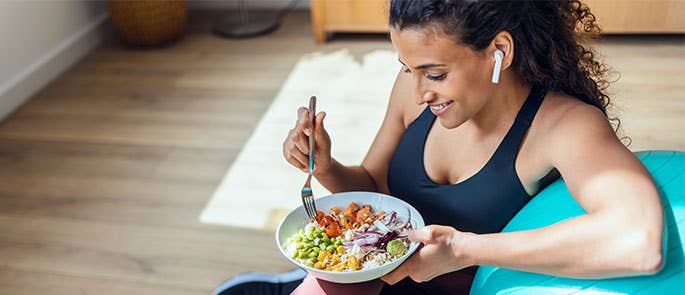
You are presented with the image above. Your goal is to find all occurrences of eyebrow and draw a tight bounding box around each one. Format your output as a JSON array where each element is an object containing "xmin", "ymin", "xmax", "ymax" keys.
[{"xmin": 398, "ymin": 58, "xmax": 446, "ymax": 70}]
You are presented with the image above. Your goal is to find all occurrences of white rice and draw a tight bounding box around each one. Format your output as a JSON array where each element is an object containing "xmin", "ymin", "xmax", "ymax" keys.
[{"xmin": 362, "ymin": 252, "xmax": 393, "ymax": 269}]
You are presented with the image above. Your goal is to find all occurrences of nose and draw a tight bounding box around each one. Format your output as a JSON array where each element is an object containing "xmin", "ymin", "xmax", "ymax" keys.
[{"xmin": 413, "ymin": 79, "xmax": 436, "ymax": 105}]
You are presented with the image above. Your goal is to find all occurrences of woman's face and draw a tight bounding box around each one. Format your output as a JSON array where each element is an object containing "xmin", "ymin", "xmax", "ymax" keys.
[{"xmin": 390, "ymin": 26, "xmax": 494, "ymax": 129}]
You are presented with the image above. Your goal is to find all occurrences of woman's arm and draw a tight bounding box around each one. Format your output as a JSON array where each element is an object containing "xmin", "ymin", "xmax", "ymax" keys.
[
  {"xmin": 314, "ymin": 159, "xmax": 376, "ymax": 193},
  {"xmin": 315, "ymin": 70, "xmax": 411, "ymax": 194},
  {"xmin": 464, "ymin": 104, "xmax": 664, "ymax": 278}
]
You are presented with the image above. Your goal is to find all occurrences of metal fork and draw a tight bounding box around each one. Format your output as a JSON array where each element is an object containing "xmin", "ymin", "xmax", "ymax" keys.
[{"xmin": 301, "ymin": 96, "xmax": 318, "ymax": 220}]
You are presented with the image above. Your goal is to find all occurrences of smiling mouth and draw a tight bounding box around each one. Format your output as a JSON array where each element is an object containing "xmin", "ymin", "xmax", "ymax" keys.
[{"xmin": 429, "ymin": 100, "xmax": 453, "ymax": 111}]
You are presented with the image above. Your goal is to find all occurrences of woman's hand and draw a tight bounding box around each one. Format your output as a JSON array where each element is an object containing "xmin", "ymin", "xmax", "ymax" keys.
[
  {"xmin": 381, "ymin": 225, "xmax": 475, "ymax": 284},
  {"xmin": 283, "ymin": 106, "xmax": 332, "ymax": 174}
]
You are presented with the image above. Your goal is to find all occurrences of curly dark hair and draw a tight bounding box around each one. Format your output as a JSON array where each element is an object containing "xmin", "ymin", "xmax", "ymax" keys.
[{"xmin": 389, "ymin": 0, "xmax": 623, "ymax": 136}]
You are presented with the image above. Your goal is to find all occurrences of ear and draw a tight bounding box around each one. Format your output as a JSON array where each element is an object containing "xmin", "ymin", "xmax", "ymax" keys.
[{"xmin": 490, "ymin": 31, "xmax": 515, "ymax": 71}]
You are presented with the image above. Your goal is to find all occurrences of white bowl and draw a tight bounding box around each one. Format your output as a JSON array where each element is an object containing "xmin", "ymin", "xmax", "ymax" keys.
[{"xmin": 275, "ymin": 191, "xmax": 425, "ymax": 284}]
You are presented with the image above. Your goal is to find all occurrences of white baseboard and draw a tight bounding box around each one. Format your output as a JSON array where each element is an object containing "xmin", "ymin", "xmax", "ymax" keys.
[{"xmin": 0, "ymin": 13, "xmax": 110, "ymax": 122}]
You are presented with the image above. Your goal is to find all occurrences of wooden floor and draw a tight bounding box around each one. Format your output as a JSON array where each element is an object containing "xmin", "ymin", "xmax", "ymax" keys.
[{"xmin": 0, "ymin": 10, "xmax": 682, "ymax": 295}]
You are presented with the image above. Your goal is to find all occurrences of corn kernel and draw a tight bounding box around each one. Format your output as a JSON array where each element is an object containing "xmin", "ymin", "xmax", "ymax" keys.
[
  {"xmin": 333, "ymin": 262, "xmax": 346, "ymax": 271},
  {"xmin": 347, "ymin": 255, "xmax": 359, "ymax": 270},
  {"xmin": 317, "ymin": 251, "xmax": 329, "ymax": 262}
]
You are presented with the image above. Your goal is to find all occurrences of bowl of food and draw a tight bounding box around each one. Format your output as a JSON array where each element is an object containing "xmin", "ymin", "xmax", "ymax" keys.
[{"xmin": 276, "ymin": 191, "xmax": 425, "ymax": 284}]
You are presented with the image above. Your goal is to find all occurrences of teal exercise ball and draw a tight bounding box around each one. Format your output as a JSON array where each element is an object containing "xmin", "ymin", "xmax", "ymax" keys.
[{"xmin": 470, "ymin": 150, "xmax": 684, "ymax": 294}]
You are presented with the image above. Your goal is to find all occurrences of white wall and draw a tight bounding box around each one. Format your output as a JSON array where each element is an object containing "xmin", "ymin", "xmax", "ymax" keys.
[
  {"xmin": 0, "ymin": 0, "xmax": 305, "ymax": 122},
  {"xmin": 0, "ymin": 0, "xmax": 109, "ymax": 121}
]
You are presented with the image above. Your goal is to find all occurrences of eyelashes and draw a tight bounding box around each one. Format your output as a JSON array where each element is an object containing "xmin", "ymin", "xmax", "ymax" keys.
[
  {"xmin": 427, "ymin": 74, "xmax": 446, "ymax": 81},
  {"xmin": 402, "ymin": 67, "xmax": 447, "ymax": 81}
]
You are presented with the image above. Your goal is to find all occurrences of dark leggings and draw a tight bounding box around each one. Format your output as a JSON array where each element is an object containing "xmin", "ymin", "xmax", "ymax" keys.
[{"xmin": 291, "ymin": 266, "xmax": 477, "ymax": 295}]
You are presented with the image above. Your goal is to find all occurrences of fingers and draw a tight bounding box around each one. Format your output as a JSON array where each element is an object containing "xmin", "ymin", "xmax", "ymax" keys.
[
  {"xmin": 285, "ymin": 107, "xmax": 330, "ymax": 173},
  {"xmin": 298, "ymin": 111, "xmax": 329, "ymax": 156},
  {"xmin": 284, "ymin": 128, "xmax": 309, "ymax": 172},
  {"xmin": 285, "ymin": 151, "xmax": 307, "ymax": 172},
  {"xmin": 304, "ymin": 111, "xmax": 324, "ymax": 137},
  {"xmin": 313, "ymin": 112, "xmax": 329, "ymax": 149},
  {"xmin": 296, "ymin": 107, "xmax": 310, "ymax": 133},
  {"xmin": 292, "ymin": 131, "xmax": 309, "ymax": 155},
  {"xmin": 408, "ymin": 225, "xmax": 452, "ymax": 244},
  {"xmin": 382, "ymin": 245, "xmax": 436, "ymax": 284},
  {"xmin": 408, "ymin": 226, "xmax": 435, "ymax": 244},
  {"xmin": 381, "ymin": 264, "xmax": 409, "ymax": 285},
  {"xmin": 291, "ymin": 149, "xmax": 310, "ymax": 171},
  {"xmin": 381, "ymin": 258, "xmax": 412, "ymax": 285},
  {"xmin": 285, "ymin": 151, "xmax": 309, "ymax": 173},
  {"xmin": 284, "ymin": 131, "xmax": 309, "ymax": 169},
  {"xmin": 315, "ymin": 111, "xmax": 326, "ymax": 132}
]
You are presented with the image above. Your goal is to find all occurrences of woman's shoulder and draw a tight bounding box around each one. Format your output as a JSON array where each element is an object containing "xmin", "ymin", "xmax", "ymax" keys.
[
  {"xmin": 535, "ymin": 91, "xmax": 617, "ymax": 149},
  {"xmin": 388, "ymin": 70, "xmax": 425, "ymax": 128},
  {"xmin": 524, "ymin": 91, "xmax": 619, "ymax": 188},
  {"xmin": 539, "ymin": 91, "xmax": 612, "ymax": 132}
]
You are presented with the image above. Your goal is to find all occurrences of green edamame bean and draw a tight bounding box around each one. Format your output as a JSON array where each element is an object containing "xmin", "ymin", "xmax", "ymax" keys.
[
  {"xmin": 326, "ymin": 245, "xmax": 335, "ymax": 252},
  {"xmin": 309, "ymin": 251, "xmax": 318, "ymax": 258},
  {"xmin": 299, "ymin": 251, "xmax": 308, "ymax": 259}
]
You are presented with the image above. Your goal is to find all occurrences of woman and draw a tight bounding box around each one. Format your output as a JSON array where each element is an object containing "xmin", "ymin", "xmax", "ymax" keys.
[{"xmin": 216, "ymin": 0, "xmax": 664, "ymax": 294}]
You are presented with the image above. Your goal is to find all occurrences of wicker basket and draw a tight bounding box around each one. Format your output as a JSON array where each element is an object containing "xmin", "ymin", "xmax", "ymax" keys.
[{"xmin": 105, "ymin": 0, "xmax": 187, "ymax": 46}]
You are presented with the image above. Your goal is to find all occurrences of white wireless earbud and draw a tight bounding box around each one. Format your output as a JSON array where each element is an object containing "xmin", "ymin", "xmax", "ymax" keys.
[{"xmin": 491, "ymin": 49, "xmax": 504, "ymax": 84}]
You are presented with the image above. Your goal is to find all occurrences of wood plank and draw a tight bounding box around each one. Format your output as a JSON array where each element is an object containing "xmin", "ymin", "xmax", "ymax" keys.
[
  {"xmin": 0, "ymin": 111, "xmax": 254, "ymax": 149},
  {"xmin": 0, "ymin": 267, "xmax": 203, "ymax": 295},
  {"xmin": 311, "ymin": 0, "xmax": 685, "ymax": 41},
  {"xmin": 0, "ymin": 214, "xmax": 292, "ymax": 290},
  {"xmin": 587, "ymin": 0, "xmax": 685, "ymax": 34},
  {"xmin": 0, "ymin": 174, "xmax": 213, "ymax": 229},
  {"xmin": 311, "ymin": 0, "xmax": 327, "ymax": 42},
  {"xmin": 0, "ymin": 138, "xmax": 235, "ymax": 229}
]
